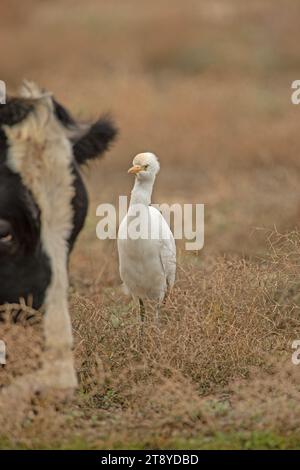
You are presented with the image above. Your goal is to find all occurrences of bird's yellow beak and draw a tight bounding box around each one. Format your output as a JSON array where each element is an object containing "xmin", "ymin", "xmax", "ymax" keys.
[{"xmin": 128, "ymin": 165, "xmax": 143, "ymax": 174}]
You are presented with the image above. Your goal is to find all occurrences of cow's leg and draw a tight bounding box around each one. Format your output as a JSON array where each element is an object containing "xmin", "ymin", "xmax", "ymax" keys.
[
  {"xmin": 41, "ymin": 241, "xmax": 77, "ymax": 389},
  {"xmin": 42, "ymin": 304, "xmax": 77, "ymax": 389}
]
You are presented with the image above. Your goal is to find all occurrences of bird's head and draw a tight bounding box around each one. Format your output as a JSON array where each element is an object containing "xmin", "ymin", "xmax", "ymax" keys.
[{"xmin": 128, "ymin": 152, "xmax": 160, "ymax": 181}]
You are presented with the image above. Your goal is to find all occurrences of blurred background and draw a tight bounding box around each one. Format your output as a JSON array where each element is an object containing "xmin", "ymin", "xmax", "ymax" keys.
[
  {"xmin": 2, "ymin": 1, "xmax": 300, "ymax": 448},
  {"xmin": 1, "ymin": 0, "xmax": 300, "ymax": 261}
]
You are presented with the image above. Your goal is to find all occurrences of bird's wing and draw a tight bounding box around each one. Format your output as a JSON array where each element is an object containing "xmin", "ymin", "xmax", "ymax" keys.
[
  {"xmin": 159, "ymin": 234, "xmax": 176, "ymax": 289},
  {"xmin": 149, "ymin": 206, "xmax": 176, "ymax": 289}
]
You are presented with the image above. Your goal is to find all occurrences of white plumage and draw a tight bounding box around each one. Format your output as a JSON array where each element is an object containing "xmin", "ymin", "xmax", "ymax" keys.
[{"xmin": 117, "ymin": 152, "xmax": 176, "ymax": 320}]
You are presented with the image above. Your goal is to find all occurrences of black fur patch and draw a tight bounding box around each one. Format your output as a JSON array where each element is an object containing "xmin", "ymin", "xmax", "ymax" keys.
[
  {"xmin": 0, "ymin": 97, "xmax": 34, "ymax": 127},
  {"xmin": 0, "ymin": 166, "xmax": 51, "ymax": 310},
  {"xmin": 73, "ymin": 115, "xmax": 118, "ymax": 165}
]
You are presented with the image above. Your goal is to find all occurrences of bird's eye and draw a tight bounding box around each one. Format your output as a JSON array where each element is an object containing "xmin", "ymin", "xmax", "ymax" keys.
[{"xmin": 143, "ymin": 164, "xmax": 149, "ymax": 170}]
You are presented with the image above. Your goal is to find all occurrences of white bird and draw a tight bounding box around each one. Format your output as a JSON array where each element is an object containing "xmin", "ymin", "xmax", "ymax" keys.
[{"xmin": 117, "ymin": 152, "xmax": 176, "ymax": 321}]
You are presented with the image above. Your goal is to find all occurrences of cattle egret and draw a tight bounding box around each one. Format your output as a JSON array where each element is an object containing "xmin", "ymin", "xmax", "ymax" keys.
[{"xmin": 117, "ymin": 152, "xmax": 176, "ymax": 320}]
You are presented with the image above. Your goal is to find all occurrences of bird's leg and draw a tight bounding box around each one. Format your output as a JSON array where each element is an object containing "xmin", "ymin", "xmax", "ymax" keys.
[
  {"xmin": 156, "ymin": 308, "xmax": 159, "ymax": 323},
  {"xmin": 155, "ymin": 303, "xmax": 161, "ymax": 325},
  {"xmin": 139, "ymin": 298, "xmax": 145, "ymax": 322},
  {"xmin": 163, "ymin": 286, "xmax": 173, "ymax": 306}
]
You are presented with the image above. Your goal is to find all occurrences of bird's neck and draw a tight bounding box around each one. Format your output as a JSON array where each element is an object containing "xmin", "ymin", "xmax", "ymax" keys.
[{"xmin": 130, "ymin": 178, "xmax": 154, "ymax": 207}]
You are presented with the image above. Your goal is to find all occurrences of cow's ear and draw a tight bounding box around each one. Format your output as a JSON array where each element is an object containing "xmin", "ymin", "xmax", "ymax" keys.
[
  {"xmin": 73, "ymin": 115, "xmax": 118, "ymax": 165},
  {"xmin": 51, "ymin": 96, "xmax": 118, "ymax": 165},
  {"xmin": 0, "ymin": 98, "xmax": 33, "ymax": 127}
]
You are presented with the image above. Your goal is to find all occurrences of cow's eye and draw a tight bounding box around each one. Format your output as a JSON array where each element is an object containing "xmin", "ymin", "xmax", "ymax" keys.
[{"xmin": 0, "ymin": 220, "xmax": 14, "ymax": 246}]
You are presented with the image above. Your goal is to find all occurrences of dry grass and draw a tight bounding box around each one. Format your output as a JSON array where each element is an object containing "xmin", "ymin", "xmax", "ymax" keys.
[
  {"xmin": 1, "ymin": 233, "xmax": 300, "ymax": 447},
  {"xmin": 1, "ymin": 0, "xmax": 300, "ymax": 449},
  {"xmin": 0, "ymin": 305, "xmax": 43, "ymax": 389}
]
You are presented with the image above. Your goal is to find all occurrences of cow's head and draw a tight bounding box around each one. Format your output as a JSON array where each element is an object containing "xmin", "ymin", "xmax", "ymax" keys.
[{"xmin": 0, "ymin": 81, "xmax": 117, "ymax": 312}]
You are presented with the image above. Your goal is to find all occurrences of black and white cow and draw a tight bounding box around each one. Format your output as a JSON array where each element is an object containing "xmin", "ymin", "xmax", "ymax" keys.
[{"xmin": 0, "ymin": 81, "xmax": 117, "ymax": 392}]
